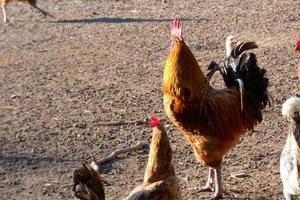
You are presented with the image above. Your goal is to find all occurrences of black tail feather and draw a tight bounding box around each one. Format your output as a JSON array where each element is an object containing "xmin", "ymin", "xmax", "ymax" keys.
[
  {"xmin": 231, "ymin": 42, "xmax": 258, "ymax": 59},
  {"xmin": 240, "ymin": 53, "xmax": 270, "ymax": 110}
]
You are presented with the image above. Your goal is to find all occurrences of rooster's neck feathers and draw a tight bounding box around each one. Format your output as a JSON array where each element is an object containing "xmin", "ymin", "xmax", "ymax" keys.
[{"xmin": 163, "ymin": 40, "xmax": 210, "ymax": 100}]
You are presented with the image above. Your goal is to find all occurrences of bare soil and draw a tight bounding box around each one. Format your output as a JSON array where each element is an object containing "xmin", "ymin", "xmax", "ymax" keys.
[{"xmin": 1, "ymin": 0, "xmax": 300, "ymax": 199}]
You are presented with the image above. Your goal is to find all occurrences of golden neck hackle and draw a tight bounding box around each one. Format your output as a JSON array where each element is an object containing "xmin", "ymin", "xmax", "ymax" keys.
[{"xmin": 163, "ymin": 40, "xmax": 210, "ymax": 100}]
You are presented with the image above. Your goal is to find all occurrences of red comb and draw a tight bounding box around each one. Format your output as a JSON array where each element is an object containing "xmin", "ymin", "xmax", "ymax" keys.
[
  {"xmin": 170, "ymin": 18, "xmax": 182, "ymax": 41},
  {"xmin": 296, "ymin": 38, "xmax": 300, "ymax": 48},
  {"xmin": 148, "ymin": 116, "xmax": 160, "ymax": 128}
]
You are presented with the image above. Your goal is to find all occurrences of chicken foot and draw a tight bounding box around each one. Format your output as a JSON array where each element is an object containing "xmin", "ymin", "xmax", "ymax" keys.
[
  {"xmin": 210, "ymin": 164, "xmax": 223, "ymax": 200},
  {"xmin": 197, "ymin": 165, "xmax": 223, "ymax": 199},
  {"xmin": 198, "ymin": 167, "xmax": 214, "ymax": 192},
  {"xmin": 1, "ymin": 4, "xmax": 7, "ymax": 23},
  {"xmin": 30, "ymin": 4, "xmax": 54, "ymax": 18}
]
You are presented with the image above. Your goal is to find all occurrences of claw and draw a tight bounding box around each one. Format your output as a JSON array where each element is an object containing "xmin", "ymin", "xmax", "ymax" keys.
[
  {"xmin": 209, "ymin": 193, "xmax": 223, "ymax": 200},
  {"xmin": 197, "ymin": 186, "xmax": 214, "ymax": 193}
]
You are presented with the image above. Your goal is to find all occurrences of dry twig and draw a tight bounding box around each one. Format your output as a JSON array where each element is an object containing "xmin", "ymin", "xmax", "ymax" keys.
[{"xmin": 97, "ymin": 142, "xmax": 145, "ymax": 165}]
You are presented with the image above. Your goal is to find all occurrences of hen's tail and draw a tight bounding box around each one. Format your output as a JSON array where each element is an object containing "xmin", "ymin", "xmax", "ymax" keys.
[
  {"xmin": 282, "ymin": 97, "xmax": 300, "ymax": 120},
  {"xmin": 73, "ymin": 160, "xmax": 105, "ymax": 200}
]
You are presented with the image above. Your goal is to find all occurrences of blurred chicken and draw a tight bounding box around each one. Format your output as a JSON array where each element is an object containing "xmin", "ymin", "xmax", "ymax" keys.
[
  {"xmin": 295, "ymin": 38, "xmax": 300, "ymax": 81},
  {"xmin": 1, "ymin": 0, "xmax": 52, "ymax": 23},
  {"xmin": 126, "ymin": 116, "xmax": 181, "ymax": 200},
  {"xmin": 280, "ymin": 97, "xmax": 300, "ymax": 200},
  {"xmin": 163, "ymin": 19, "xmax": 269, "ymax": 199},
  {"xmin": 73, "ymin": 160, "xmax": 105, "ymax": 200}
]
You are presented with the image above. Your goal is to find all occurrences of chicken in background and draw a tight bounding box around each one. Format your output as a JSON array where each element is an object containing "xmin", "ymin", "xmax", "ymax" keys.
[
  {"xmin": 280, "ymin": 97, "xmax": 300, "ymax": 200},
  {"xmin": 163, "ymin": 19, "xmax": 269, "ymax": 199},
  {"xmin": 73, "ymin": 159, "xmax": 105, "ymax": 200},
  {"xmin": 295, "ymin": 38, "xmax": 300, "ymax": 81},
  {"xmin": 126, "ymin": 116, "xmax": 181, "ymax": 200},
  {"xmin": 1, "ymin": 0, "xmax": 53, "ymax": 23}
]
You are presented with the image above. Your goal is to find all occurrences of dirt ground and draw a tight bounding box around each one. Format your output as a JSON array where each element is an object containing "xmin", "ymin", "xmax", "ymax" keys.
[{"xmin": 1, "ymin": 0, "xmax": 300, "ymax": 199}]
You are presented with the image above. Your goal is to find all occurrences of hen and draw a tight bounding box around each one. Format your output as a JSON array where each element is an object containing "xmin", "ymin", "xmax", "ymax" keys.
[
  {"xmin": 126, "ymin": 116, "xmax": 181, "ymax": 200},
  {"xmin": 280, "ymin": 97, "xmax": 300, "ymax": 200},
  {"xmin": 1, "ymin": 0, "xmax": 52, "ymax": 23},
  {"xmin": 163, "ymin": 19, "xmax": 269, "ymax": 199}
]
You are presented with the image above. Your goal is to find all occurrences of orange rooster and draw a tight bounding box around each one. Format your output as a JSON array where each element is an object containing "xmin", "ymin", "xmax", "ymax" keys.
[
  {"xmin": 296, "ymin": 38, "xmax": 300, "ymax": 81},
  {"xmin": 1, "ymin": 0, "xmax": 52, "ymax": 23},
  {"xmin": 126, "ymin": 116, "xmax": 182, "ymax": 200},
  {"xmin": 163, "ymin": 19, "xmax": 269, "ymax": 199}
]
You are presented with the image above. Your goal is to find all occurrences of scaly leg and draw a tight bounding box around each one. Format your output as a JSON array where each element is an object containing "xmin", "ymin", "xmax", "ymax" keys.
[
  {"xmin": 2, "ymin": 4, "xmax": 7, "ymax": 23},
  {"xmin": 283, "ymin": 189, "xmax": 293, "ymax": 200},
  {"xmin": 30, "ymin": 4, "xmax": 54, "ymax": 18},
  {"xmin": 198, "ymin": 167, "xmax": 214, "ymax": 192},
  {"xmin": 210, "ymin": 164, "xmax": 224, "ymax": 200}
]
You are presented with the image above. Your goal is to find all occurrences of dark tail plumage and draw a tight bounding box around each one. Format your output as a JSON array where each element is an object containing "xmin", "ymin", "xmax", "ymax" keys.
[
  {"xmin": 239, "ymin": 53, "xmax": 269, "ymax": 110},
  {"xmin": 207, "ymin": 40, "xmax": 269, "ymax": 120},
  {"xmin": 73, "ymin": 161, "xmax": 105, "ymax": 200},
  {"xmin": 231, "ymin": 42, "xmax": 258, "ymax": 59}
]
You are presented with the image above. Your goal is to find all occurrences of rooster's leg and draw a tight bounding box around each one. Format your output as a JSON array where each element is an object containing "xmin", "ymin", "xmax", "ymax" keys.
[
  {"xmin": 210, "ymin": 164, "xmax": 223, "ymax": 200},
  {"xmin": 198, "ymin": 167, "xmax": 214, "ymax": 192},
  {"xmin": 283, "ymin": 190, "xmax": 292, "ymax": 200},
  {"xmin": 1, "ymin": 4, "xmax": 7, "ymax": 23}
]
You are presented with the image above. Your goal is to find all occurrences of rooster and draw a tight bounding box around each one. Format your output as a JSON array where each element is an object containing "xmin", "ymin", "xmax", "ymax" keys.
[
  {"xmin": 280, "ymin": 97, "xmax": 300, "ymax": 200},
  {"xmin": 1, "ymin": 0, "xmax": 53, "ymax": 23},
  {"xmin": 73, "ymin": 159, "xmax": 105, "ymax": 200},
  {"xmin": 126, "ymin": 116, "xmax": 182, "ymax": 200},
  {"xmin": 296, "ymin": 38, "xmax": 300, "ymax": 81},
  {"xmin": 163, "ymin": 19, "xmax": 269, "ymax": 199}
]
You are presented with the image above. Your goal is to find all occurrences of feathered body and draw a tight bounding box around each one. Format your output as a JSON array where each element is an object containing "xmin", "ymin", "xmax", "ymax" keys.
[
  {"xmin": 126, "ymin": 116, "xmax": 181, "ymax": 200},
  {"xmin": 280, "ymin": 97, "xmax": 300, "ymax": 200},
  {"xmin": 163, "ymin": 19, "xmax": 269, "ymax": 198}
]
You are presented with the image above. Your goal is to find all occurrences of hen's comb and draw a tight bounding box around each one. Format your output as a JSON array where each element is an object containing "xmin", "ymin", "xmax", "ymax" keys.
[
  {"xmin": 296, "ymin": 38, "xmax": 300, "ymax": 48},
  {"xmin": 148, "ymin": 116, "xmax": 160, "ymax": 128},
  {"xmin": 171, "ymin": 19, "xmax": 182, "ymax": 41}
]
